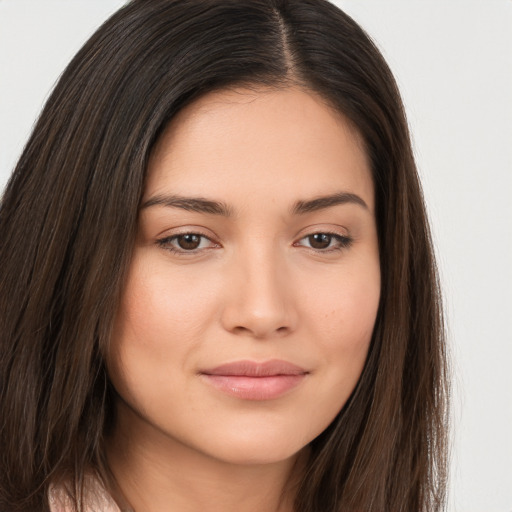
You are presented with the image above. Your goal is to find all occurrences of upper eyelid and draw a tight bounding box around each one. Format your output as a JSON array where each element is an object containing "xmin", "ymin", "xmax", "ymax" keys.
[
  {"xmin": 293, "ymin": 222, "xmax": 350, "ymax": 237},
  {"xmin": 151, "ymin": 218, "xmax": 350, "ymax": 237},
  {"xmin": 156, "ymin": 226, "xmax": 350, "ymax": 240},
  {"xmin": 156, "ymin": 225, "xmax": 217, "ymax": 240}
]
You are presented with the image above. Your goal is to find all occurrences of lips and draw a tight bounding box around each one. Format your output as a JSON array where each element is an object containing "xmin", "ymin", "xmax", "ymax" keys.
[{"xmin": 199, "ymin": 360, "xmax": 308, "ymax": 400}]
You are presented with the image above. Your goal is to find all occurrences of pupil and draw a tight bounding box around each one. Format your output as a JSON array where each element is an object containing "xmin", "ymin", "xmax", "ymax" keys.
[
  {"xmin": 178, "ymin": 234, "xmax": 201, "ymax": 250},
  {"xmin": 309, "ymin": 233, "xmax": 331, "ymax": 249}
]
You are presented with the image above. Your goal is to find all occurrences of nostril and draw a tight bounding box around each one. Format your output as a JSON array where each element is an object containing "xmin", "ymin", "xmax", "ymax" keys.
[
  {"xmin": 228, "ymin": 323, "xmax": 290, "ymax": 339},
  {"xmin": 232, "ymin": 325, "xmax": 251, "ymax": 334}
]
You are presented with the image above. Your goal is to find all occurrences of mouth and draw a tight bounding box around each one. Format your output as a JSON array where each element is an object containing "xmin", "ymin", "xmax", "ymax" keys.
[{"xmin": 199, "ymin": 360, "xmax": 309, "ymax": 401}]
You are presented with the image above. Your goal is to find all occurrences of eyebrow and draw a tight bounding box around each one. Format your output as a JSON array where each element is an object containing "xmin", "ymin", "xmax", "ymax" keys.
[
  {"xmin": 141, "ymin": 195, "xmax": 233, "ymax": 216},
  {"xmin": 292, "ymin": 192, "xmax": 368, "ymax": 215},
  {"xmin": 140, "ymin": 191, "xmax": 368, "ymax": 216}
]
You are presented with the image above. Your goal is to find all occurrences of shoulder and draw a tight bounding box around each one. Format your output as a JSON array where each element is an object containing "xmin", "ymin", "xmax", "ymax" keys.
[{"xmin": 48, "ymin": 475, "xmax": 120, "ymax": 512}]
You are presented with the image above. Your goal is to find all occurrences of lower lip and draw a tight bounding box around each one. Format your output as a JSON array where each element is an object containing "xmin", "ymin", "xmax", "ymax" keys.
[{"xmin": 200, "ymin": 374, "xmax": 306, "ymax": 400}]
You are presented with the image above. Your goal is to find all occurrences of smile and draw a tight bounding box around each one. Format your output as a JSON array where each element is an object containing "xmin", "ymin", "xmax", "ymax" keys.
[{"xmin": 199, "ymin": 360, "xmax": 309, "ymax": 401}]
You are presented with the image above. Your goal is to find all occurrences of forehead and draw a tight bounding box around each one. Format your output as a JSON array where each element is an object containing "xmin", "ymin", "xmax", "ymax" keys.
[{"xmin": 146, "ymin": 86, "xmax": 374, "ymax": 212}]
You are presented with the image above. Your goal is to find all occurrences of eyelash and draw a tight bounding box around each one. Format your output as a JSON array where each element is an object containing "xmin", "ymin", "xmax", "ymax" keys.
[
  {"xmin": 156, "ymin": 231, "xmax": 353, "ymax": 255},
  {"xmin": 294, "ymin": 232, "xmax": 353, "ymax": 252},
  {"xmin": 156, "ymin": 232, "xmax": 218, "ymax": 254}
]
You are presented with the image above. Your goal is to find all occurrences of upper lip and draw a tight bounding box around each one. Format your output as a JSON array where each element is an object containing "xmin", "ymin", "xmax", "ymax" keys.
[{"xmin": 201, "ymin": 359, "xmax": 308, "ymax": 377}]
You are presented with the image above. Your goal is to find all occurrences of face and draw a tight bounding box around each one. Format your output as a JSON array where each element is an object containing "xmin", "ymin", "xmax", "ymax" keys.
[{"xmin": 108, "ymin": 86, "xmax": 380, "ymax": 466}]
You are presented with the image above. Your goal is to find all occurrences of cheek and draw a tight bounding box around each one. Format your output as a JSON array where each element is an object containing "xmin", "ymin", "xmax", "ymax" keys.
[
  {"xmin": 107, "ymin": 256, "xmax": 217, "ymax": 398},
  {"xmin": 114, "ymin": 255, "xmax": 218, "ymax": 347},
  {"xmin": 301, "ymin": 257, "xmax": 380, "ymax": 396},
  {"xmin": 330, "ymin": 281, "xmax": 379, "ymax": 351},
  {"xmin": 308, "ymin": 263, "xmax": 380, "ymax": 346}
]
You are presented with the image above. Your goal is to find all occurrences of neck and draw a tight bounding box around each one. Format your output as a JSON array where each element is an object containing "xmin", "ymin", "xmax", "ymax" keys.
[{"xmin": 106, "ymin": 400, "xmax": 308, "ymax": 512}]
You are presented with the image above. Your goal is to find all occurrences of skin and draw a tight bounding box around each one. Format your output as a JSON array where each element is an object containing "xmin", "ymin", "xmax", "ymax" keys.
[{"xmin": 107, "ymin": 86, "xmax": 381, "ymax": 512}]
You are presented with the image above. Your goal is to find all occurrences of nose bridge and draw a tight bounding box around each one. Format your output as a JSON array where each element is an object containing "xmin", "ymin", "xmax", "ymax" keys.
[{"xmin": 221, "ymin": 240, "xmax": 295, "ymax": 338}]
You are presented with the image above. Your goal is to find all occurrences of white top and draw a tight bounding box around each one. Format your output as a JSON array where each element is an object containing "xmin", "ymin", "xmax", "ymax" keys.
[{"xmin": 48, "ymin": 476, "xmax": 121, "ymax": 512}]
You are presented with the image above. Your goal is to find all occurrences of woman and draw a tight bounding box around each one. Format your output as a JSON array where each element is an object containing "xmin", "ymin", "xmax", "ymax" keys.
[{"xmin": 0, "ymin": 0, "xmax": 449, "ymax": 511}]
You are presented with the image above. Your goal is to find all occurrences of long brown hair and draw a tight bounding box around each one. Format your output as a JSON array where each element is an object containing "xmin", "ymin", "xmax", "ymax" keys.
[{"xmin": 0, "ymin": 1, "xmax": 449, "ymax": 511}]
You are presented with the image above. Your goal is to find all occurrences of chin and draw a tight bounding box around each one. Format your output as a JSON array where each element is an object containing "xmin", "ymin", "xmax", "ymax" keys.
[
  {"xmin": 176, "ymin": 418, "xmax": 319, "ymax": 467},
  {"xmin": 201, "ymin": 439, "xmax": 308, "ymax": 467}
]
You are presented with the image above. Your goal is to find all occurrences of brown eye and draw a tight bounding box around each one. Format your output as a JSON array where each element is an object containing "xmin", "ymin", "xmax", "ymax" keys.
[
  {"xmin": 176, "ymin": 234, "xmax": 202, "ymax": 250},
  {"xmin": 295, "ymin": 232, "xmax": 352, "ymax": 252},
  {"xmin": 308, "ymin": 233, "xmax": 332, "ymax": 249},
  {"xmin": 157, "ymin": 233, "xmax": 217, "ymax": 253}
]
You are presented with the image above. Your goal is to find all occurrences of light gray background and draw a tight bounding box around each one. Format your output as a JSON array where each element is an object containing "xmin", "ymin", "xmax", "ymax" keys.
[{"xmin": 1, "ymin": 1, "xmax": 511, "ymax": 511}]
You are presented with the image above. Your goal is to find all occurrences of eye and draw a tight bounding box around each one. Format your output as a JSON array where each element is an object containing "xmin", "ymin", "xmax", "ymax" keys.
[
  {"xmin": 157, "ymin": 233, "xmax": 218, "ymax": 253},
  {"xmin": 295, "ymin": 232, "xmax": 352, "ymax": 251}
]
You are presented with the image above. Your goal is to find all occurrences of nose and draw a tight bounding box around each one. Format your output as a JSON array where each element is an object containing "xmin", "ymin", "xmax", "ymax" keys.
[{"xmin": 220, "ymin": 247, "xmax": 297, "ymax": 339}]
